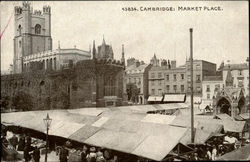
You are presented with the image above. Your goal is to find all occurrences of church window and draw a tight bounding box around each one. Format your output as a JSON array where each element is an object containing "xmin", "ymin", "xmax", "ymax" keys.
[
  {"xmin": 19, "ymin": 41, "xmax": 22, "ymax": 48},
  {"xmin": 35, "ymin": 24, "xmax": 41, "ymax": 34}
]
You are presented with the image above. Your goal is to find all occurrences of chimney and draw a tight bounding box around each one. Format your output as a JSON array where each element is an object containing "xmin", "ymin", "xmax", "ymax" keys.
[
  {"xmin": 171, "ymin": 60, "xmax": 176, "ymax": 68},
  {"xmin": 135, "ymin": 60, "xmax": 140, "ymax": 67}
]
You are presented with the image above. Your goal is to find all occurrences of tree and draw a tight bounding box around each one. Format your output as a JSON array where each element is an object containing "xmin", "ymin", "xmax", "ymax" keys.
[
  {"xmin": 0, "ymin": 93, "xmax": 10, "ymax": 109},
  {"xmin": 126, "ymin": 83, "xmax": 140, "ymax": 103},
  {"xmin": 12, "ymin": 91, "xmax": 33, "ymax": 111}
]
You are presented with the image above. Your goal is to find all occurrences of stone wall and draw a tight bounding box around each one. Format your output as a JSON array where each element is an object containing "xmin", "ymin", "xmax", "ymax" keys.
[{"xmin": 1, "ymin": 59, "xmax": 124, "ymax": 111}]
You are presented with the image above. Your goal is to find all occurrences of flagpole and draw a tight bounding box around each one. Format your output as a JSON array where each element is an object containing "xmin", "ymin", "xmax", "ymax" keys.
[{"xmin": 190, "ymin": 28, "xmax": 194, "ymax": 143}]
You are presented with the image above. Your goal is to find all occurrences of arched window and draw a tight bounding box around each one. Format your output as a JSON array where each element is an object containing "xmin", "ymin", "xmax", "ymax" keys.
[
  {"xmin": 18, "ymin": 25, "xmax": 22, "ymax": 35},
  {"xmin": 35, "ymin": 24, "xmax": 41, "ymax": 34}
]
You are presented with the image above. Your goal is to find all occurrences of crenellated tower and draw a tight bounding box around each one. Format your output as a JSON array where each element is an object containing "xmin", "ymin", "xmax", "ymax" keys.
[{"xmin": 13, "ymin": 1, "xmax": 52, "ymax": 73}]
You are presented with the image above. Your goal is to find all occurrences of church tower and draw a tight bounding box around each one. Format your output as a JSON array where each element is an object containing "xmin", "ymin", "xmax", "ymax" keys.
[{"xmin": 13, "ymin": 1, "xmax": 52, "ymax": 73}]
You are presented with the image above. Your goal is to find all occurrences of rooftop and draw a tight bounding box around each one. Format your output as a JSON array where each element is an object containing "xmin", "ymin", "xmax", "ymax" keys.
[
  {"xmin": 125, "ymin": 64, "xmax": 149, "ymax": 72},
  {"xmin": 223, "ymin": 63, "xmax": 249, "ymax": 70},
  {"xmin": 203, "ymin": 75, "xmax": 223, "ymax": 81}
]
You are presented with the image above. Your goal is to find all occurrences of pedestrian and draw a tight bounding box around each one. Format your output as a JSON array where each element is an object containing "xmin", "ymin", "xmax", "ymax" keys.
[
  {"xmin": 10, "ymin": 134, "xmax": 19, "ymax": 150},
  {"xmin": 205, "ymin": 147, "xmax": 212, "ymax": 160},
  {"xmin": 32, "ymin": 146, "xmax": 40, "ymax": 162},
  {"xmin": 193, "ymin": 153, "xmax": 199, "ymax": 161},
  {"xmin": 87, "ymin": 147, "xmax": 97, "ymax": 162},
  {"xmin": 18, "ymin": 135, "xmax": 26, "ymax": 151},
  {"xmin": 81, "ymin": 145, "xmax": 88, "ymax": 162},
  {"xmin": 59, "ymin": 146, "xmax": 68, "ymax": 162},
  {"xmin": 24, "ymin": 145, "xmax": 31, "ymax": 162},
  {"xmin": 211, "ymin": 145, "xmax": 217, "ymax": 161}
]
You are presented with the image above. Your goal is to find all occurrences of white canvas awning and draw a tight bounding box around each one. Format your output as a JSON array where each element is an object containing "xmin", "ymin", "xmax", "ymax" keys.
[
  {"xmin": 147, "ymin": 96, "xmax": 163, "ymax": 102},
  {"xmin": 163, "ymin": 94, "xmax": 186, "ymax": 103}
]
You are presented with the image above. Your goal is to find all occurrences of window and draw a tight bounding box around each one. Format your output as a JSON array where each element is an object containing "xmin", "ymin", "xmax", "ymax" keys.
[
  {"xmin": 138, "ymin": 78, "xmax": 141, "ymax": 85},
  {"xmin": 166, "ymin": 85, "xmax": 170, "ymax": 93},
  {"xmin": 187, "ymin": 75, "xmax": 191, "ymax": 82},
  {"xmin": 196, "ymin": 64, "xmax": 201, "ymax": 69},
  {"xmin": 129, "ymin": 78, "xmax": 131, "ymax": 83},
  {"xmin": 239, "ymin": 70, "xmax": 242, "ymax": 75},
  {"xmin": 181, "ymin": 74, "xmax": 184, "ymax": 80},
  {"xmin": 173, "ymin": 85, "xmax": 177, "ymax": 92},
  {"xmin": 158, "ymin": 72, "xmax": 162, "ymax": 78},
  {"xmin": 207, "ymin": 94, "xmax": 210, "ymax": 99},
  {"xmin": 196, "ymin": 87, "xmax": 201, "ymax": 92},
  {"xmin": 238, "ymin": 79, "xmax": 243, "ymax": 87},
  {"xmin": 181, "ymin": 85, "xmax": 184, "ymax": 92},
  {"xmin": 158, "ymin": 89, "xmax": 162, "ymax": 95},
  {"xmin": 35, "ymin": 24, "xmax": 41, "ymax": 34},
  {"xmin": 158, "ymin": 80, "xmax": 162, "ymax": 86},
  {"xmin": 134, "ymin": 78, "xmax": 136, "ymax": 83},
  {"xmin": 196, "ymin": 75, "xmax": 201, "ymax": 81},
  {"xmin": 173, "ymin": 74, "xmax": 177, "ymax": 81},
  {"xmin": 206, "ymin": 85, "xmax": 210, "ymax": 92},
  {"xmin": 166, "ymin": 74, "xmax": 169, "ymax": 81},
  {"xmin": 151, "ymin": 73, "xmax": 155, "ymax": 78},
  {"xmin": 19, "ymin": 41, "xmax": 22, "ymax": 48},
  {"xmin": 151, "ymin": 81, "xmax": 154, "ymax": 86},
  {"xmin": 151, "ymin": 89, "xmax": 155, "ymax": 95}
]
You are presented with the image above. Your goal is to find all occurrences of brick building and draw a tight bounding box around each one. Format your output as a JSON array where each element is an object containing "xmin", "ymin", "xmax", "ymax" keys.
[
  {"xmin": 124, "ymin": 59, "xmax": 152, "ymax": 104},
  {"xmin": 186, "ymin": 60, "xmax": 217, "ymax": 95},
  {"xmin": 202, "ymin": 76, "xmax": 223, "ymax": 103},
  {"xmin": 148, "ymin": 63, "xmax": 186, "ymax": 96}
]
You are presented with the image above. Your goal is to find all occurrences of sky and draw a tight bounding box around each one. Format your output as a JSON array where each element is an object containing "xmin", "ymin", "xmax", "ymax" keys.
[{"xmin": 0, "ymin": 1, "xmax": 249, "ymax": 72}]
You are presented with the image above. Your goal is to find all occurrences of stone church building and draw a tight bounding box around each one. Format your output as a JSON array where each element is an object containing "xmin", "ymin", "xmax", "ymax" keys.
[{"xmin": 1, "ymin": 2, "xmax": 125, "ymax": 111}]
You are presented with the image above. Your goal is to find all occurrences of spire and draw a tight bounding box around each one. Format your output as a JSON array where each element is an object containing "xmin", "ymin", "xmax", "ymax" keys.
[
  {"xmin": 89, "ymin": 44, "xmax": 91, "ymax": 53},
  {"xmin": 225, "ymin": 66, "xmax": 233, "ymax": 87},
  {"xmin": 92, "ymin": 40, "xmax": 96, "ymax": 59},
  {"xmin": 102, "ymin": 35, "xmax": 106, "ymax": 45},
  {"xmin": 58, "ymin": 41, "xmax": 60, "ymax": 49},
  {"xmin": 121, "ymin": 44, "xmax": 125, "ymax": 64}
]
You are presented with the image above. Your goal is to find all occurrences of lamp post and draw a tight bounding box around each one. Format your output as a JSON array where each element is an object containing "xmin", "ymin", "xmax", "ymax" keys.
[{"xmin": 43, "ymin": 113, "xmax": 52, "ymax": 162}]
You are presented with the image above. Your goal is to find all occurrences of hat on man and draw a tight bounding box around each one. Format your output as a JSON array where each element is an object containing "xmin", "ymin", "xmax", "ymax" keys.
[{"xmin": 90, "ymin": 147, "xmax": 96, "ymax": 152}]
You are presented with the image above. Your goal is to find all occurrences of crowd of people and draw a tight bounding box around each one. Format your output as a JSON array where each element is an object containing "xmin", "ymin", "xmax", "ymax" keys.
[
  {"xmin": 57, "ymin": 140, "xmax": 119, "ymax": 162},
  {"xmin": 1, "ymin": 126, "xmax": 41, "ymax": 162}
]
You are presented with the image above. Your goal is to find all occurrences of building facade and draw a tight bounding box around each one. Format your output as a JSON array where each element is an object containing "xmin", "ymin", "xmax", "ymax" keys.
[
  {"xmin": 1, "ymin": 59, "xmax": 124, "ymax": 110},
  {"xmin": 186, "ymin": 60, "xmax": 217, "ymax": 95},
  {"xmin": 23, "ymin": 48, "xmax": 91, "ymax": 72},
  {"xmin": 13, "ymin": 2, "xmax": 53, "ymax": 73},
  {"xmin": 124, "ymin": 59, "xmax": 152, "ymax": 104},
  {"xmin": 148, "ymin": 65, "xmax": 186, "ymax": 96},
  {"xmin": 1, "ymin": 2, "xmax": 125, "ymax": 110},
  {"xmin": 202, "ymin": 76, "xmax": 224, "ymax": 103},
  {"xmin": 222, "ymin": 61, "xmax": 249, "ymax": 96}
]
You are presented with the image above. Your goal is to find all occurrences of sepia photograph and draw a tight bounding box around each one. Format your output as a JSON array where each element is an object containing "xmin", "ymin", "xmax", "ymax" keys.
[{"xmin": 0, "ymin": 0, "xmax": 249, "ymax": 161}]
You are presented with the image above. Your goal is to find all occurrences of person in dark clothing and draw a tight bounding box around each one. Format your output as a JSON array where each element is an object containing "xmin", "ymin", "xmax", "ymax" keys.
[
  {"xmin": 10, "ymin": 134, "xmax": 19, "ymax": 150},
  {"xmin": 59, "ymin": 146, "xmax": 68, "ymax": 162},
  {"xmin": 18, "ymin": 135, "xmax": 26, "ymax": 151},
  {"xmin": 26, "ymin": 135, "xmax": 32, "ymax": 146},
  {"xmin": 32, "ymin": 146, "xmax": 40, "ymax": 162},
  {"xmin": 24, "ymin": 145, "xmax": 31, "ymax": 162},
  {"xmin": 81, "ymin": 149, "xmax": 87, "ymax": 162}
]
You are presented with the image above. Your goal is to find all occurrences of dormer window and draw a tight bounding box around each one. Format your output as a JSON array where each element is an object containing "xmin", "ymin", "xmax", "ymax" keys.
[{"xmin": 35, "ymin": 24, "xmax": 41, "ymax": 34}]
